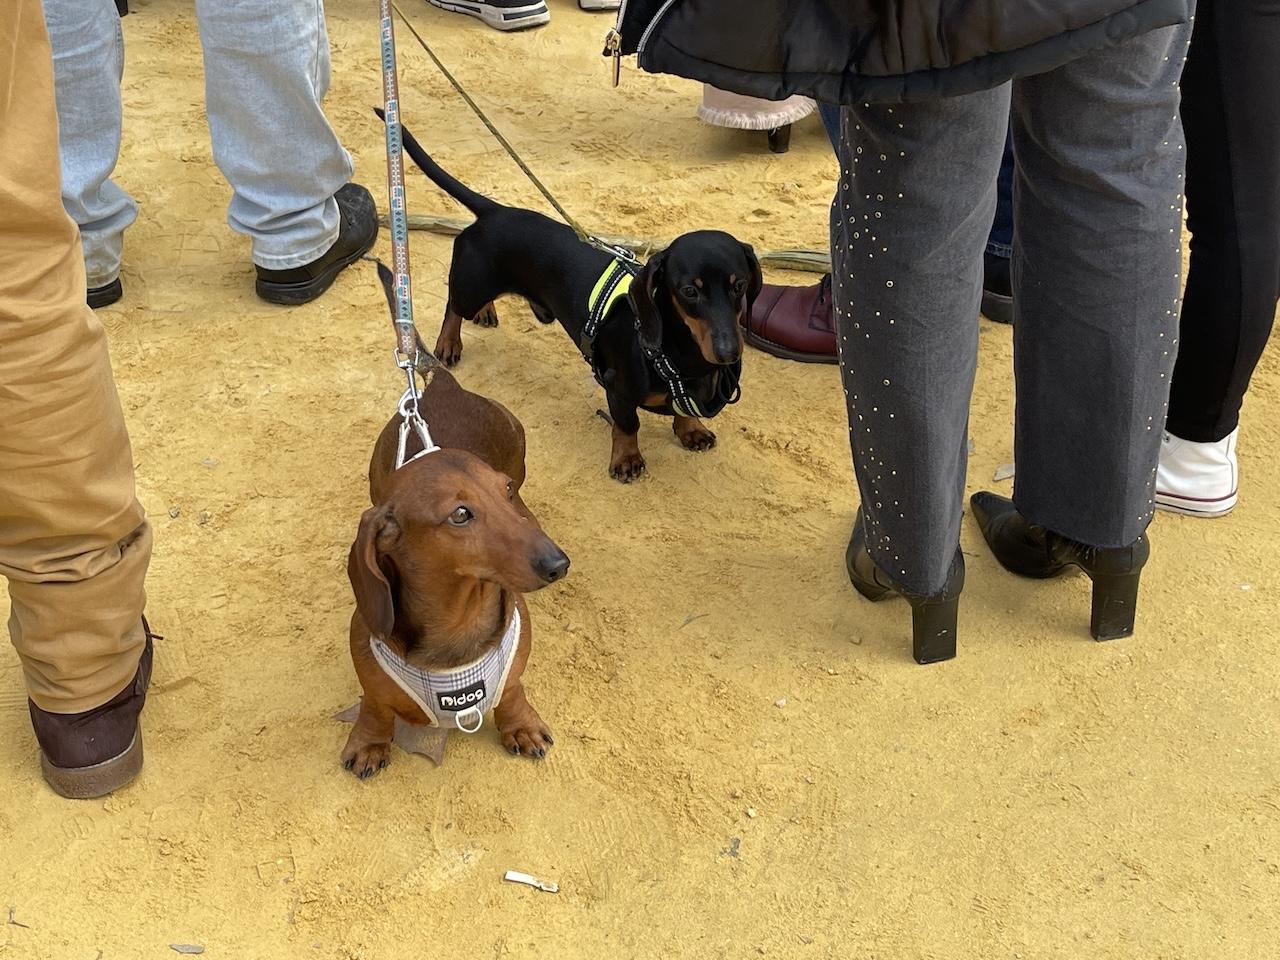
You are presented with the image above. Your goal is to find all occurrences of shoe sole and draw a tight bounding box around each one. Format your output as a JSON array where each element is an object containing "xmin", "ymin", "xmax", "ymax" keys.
[
  {"xmin": 980, "ymin": 289, "xmax": 1013, "ymax": 325},
  {"xmin": 578, "ymin": 0, "xmax": 620, "ymax": 9},
  {"xmin": 743, "ymin": 327, "xmax": 838, "ymax": 365},
  {"xmin": 41, "ymin": 730, "xmax": 143, "ymax": 800},
  {"xmin": 1154, "ymin": 490, "xmax": 1237, "ymax": 518},
  {"xmin": 426, "ymin": 0, "xmax": 550, "ymax": 30},
  {"xmin": 87, "ymin": 278, "xmax": 123, "ymax": 310},
  {"xmin": 255, "ymin": 221, "xmax": 378, "ymax": 306}
]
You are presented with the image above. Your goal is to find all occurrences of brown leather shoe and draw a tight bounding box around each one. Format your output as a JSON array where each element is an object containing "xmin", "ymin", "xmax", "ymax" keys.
[
  {"xmin": 28, "ymin": 625, "xmax": 155, "ymax": 799},
  {"xmin": 743, "ymin": 274, "xmax": 837, "ymax": 364}
]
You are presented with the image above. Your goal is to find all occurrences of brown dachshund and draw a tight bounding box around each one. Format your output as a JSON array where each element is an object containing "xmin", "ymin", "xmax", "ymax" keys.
[{"xmin": 340, "ymin": 264, "xmax": 569, "ymax": 780}]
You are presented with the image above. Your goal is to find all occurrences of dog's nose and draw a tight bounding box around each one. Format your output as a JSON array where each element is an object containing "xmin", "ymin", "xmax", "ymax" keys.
[
  {"xmin": 712, "ymin": 330, "xmax": 743, "ymax": 364},
  {"xmin": 534, "ymin": 546, "xmax": 570, "ymax": 584}
]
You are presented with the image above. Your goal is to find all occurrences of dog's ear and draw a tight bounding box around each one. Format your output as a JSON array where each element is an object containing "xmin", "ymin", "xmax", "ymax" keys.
[
  {"xmin": 740, "ymin": 242, "xmax": 763, "ymax": 316},
  {"xmin": 628, "ymin": 249, "xmax": 668, "ymax": 355},
  {"xmin": 347, "ymin": 506, "xmax": 399, "ymax": 639},
  {"xmin": 374, "ymin": 259, "xmax": 397, "ymax": 321}
]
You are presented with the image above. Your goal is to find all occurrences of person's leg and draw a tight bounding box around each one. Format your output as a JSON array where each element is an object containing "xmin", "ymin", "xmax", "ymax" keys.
[
  {"xmin": 1158, "ymin": 0, "xmax": 1280, "ymax": 515},
  {"xmin": 41, "ymin": 0, "xmax": 138, "ymax": 299},
  {"xmin": 834, "ymin": 88, "xmax": 1008, "ymax": 595},
  {"xmin": 193, "ymin": 0, "xmax": 376, "ymax": 303},
  {"xmin": 980, "ymin": 126, "xmax": 1015, "ymax": 323},
  {"xmin": 1008, "ymin": 19, "xmax": 1190, "ymax": 545},
  {"xmin": 1, "ymin": 0, "xmax": 153, "ymax": 796}
]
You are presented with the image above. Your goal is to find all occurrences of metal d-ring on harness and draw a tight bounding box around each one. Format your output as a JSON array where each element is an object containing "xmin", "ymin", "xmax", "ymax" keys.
[{"xmin": 379, "ymin": 0, "xmax": 439, "ymax": 470}]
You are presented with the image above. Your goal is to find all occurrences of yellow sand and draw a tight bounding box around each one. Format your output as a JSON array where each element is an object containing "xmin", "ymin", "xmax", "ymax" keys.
[{"xmin": 2, "ymin": 2, "xmax": 1278, "ymax": 957}]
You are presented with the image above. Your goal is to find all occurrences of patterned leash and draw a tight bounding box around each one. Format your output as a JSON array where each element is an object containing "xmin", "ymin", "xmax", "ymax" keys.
[{"xmin": 378, "ymin": 0, "xmax": 438, "ymax": 468}]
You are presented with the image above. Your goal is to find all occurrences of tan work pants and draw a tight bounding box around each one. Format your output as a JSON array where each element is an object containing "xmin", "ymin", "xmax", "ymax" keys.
[{"xmin": 1, "ymin": 0, "xmax": 151, "ymax": 714}]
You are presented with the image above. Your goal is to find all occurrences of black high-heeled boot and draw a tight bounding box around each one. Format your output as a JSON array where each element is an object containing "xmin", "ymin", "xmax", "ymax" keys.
[
  {"xmin": 845, "ymin": 510, "xmax": 963, "ymax": 664},
  {"xmin": 970, "ymin": 492, "xmax": 1150, "ymax": 641}
]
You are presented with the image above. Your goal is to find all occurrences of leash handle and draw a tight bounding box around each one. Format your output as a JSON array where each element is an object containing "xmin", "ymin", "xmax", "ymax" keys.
[{"xmin": 379, "ymin": 0, "xmax": 418, "ymax": 367}]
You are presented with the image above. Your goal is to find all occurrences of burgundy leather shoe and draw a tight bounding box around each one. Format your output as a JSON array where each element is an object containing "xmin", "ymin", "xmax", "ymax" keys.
[
  {"xmin": 743, "ymin": 274, "xmax": 837, "ymax": 364},
  {"xmin": 28, "ymin": 626, "xmax": 155, "ymax": 799}
]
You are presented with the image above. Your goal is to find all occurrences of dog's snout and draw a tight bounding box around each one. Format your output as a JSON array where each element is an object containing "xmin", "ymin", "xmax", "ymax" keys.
[
  {"xmin": 534, "ymin": 545, "xmax": 570, "ymax": 584},
  {"xmin": 712, "ymin": 330, "xmax": 743, "ymax": 364}
]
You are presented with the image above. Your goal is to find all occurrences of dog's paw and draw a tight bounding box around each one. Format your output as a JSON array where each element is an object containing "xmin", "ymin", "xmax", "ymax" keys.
[
  {"xmin": 434, "ymin": 333, "xmax": 463, "ymax": 367},
  {"xmin": 500, "ymin": 722, "xmax": 554, "ymax": 760},
  {"xmin": 609, "ymin": 452, "xmax": 647, "ymax": 483},
  {"xmin": 341, "ymin": 741, "xmax": 391, "ymax": 781},
  {"xmin": 471, "ymin": 302, "xmax": 499, "ymax": 328},
  {"xmin": 675, "ymin": 421, "xmax": 717, "ymax": 452}
]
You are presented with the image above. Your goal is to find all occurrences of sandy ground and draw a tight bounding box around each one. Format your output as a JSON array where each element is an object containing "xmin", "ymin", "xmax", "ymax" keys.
[{"xmin": 3, "ymin": 2, "xmax": 1280, "ymax": 957}]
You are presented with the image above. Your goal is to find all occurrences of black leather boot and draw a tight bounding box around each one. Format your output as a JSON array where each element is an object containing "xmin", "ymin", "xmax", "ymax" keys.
[
  {"xmin": 845, "ymin": 510, "xmax": 963, "ymax": 664},
  {"xmin": 254, "ymin": 183, "xmax": 378, "ymax": 305},
  {"xmin": 970, "ymin": 492, "xmax": 1149, "ymax": 641}
]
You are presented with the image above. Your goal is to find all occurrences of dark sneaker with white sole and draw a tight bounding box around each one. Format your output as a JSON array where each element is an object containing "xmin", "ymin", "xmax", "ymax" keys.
[
  {"xmin": 426, "ymin": 0, "xmax": 550, "ymax": 30},
  {"xmin": 29, "ymin": 625, "xmax": 155, "ymax": 799},
  {"xmin": 255, "ymin": 183, "xmax": 378, "ymax": 306}
]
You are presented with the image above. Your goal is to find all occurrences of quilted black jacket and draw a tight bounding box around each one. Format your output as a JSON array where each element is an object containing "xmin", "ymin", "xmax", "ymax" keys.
[{"xmin": 610, "ymin": 0, "xmax": 1192, "ymax": 102}]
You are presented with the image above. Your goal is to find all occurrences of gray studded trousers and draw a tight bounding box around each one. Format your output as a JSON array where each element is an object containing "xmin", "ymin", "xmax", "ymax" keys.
[{"xmin": 832, "ymin": 17, "xmax": 1194, "ymax": 595}]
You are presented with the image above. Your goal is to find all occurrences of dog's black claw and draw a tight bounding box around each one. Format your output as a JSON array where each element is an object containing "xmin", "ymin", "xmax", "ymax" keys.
[
  {"xmin": 359, "ymin": 767, "xmax": 373, "ymax": 780},
  {"xmin": 379, "ymin": 758, "xmax": 389, "ymax": 769},
  {"xmin": 511, "ymin": 745, "xmax": 521, "ymax": 755},
  {"xmin": 544, "ymin": 734, "xmax": 554, "ymax": 746},
  {"xmin": 536, "ymin": 748, "xmax": 546, "ymax": 758},
  {"xmin": 343, "ymin": 758, "xmax": 355, "ymax": 771}
]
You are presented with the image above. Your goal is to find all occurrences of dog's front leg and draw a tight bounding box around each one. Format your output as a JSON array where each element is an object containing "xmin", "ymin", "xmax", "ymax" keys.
[
  {"xmin": 434, "ymin": 301, "xmax": 467, "ymax": 367},
  {"xmin": 673, "ymin": 414, "xmax": 717, "ymax": 451},
  {"xmin": 606, "ymin": 393, "xmax": 646, "ymax": 482},
  {"xmin": 340, "ymin": 697, "xmax": 395, "ymax": 780}
]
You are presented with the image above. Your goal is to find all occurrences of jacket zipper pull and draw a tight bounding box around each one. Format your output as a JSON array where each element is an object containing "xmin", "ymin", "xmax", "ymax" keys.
[{"xmin": 603, "ymin": 29, "xmax": 622, "ymax": 87}]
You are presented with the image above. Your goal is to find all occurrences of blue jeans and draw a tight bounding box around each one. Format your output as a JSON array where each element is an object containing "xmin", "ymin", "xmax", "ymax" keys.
[
  {"xmin": 821, "ymin": 102, "xmax": 1014, "ymax": 261},
  {"xmin": 43, "ymin": 0, "xmax": 354, "ymax": 285}
]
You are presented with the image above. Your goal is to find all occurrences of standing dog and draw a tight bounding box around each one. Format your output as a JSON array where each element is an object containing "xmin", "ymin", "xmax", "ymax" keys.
[
  {"xmin": 376, "ymin": 109, "xmax": 761, "ymax": 482},
  {"xmin": 341, "ymin": 264, "xmax": 569, "ymax": 779}
]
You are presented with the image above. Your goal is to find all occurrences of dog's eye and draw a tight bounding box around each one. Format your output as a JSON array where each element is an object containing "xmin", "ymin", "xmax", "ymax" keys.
[
  {"xmin": 680, "ymin": 285, "xmax": 698, "ymax": 299},
  {"xmin": 506, "ymin": 482, "xmax": 515, "ymax": 501},
  {"xmin": 447, "ymin": 506, "xmax": 474, "ymax": 527}
]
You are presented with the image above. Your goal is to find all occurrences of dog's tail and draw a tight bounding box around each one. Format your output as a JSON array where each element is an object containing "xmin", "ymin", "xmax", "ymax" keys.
[
  {"xmin": 372, "ymin": 258, "xmax": 442, "ymax": 372},
  {"xmin": 373, "ymin": 107, "xmax": 500, "ymax": 217}
]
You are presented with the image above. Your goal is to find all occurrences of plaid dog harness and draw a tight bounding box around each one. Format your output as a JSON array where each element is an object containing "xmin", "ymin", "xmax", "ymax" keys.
[
  {"xmin": 369, "ymin": 607, "xmax": 521, "ymax": 733},
  {"xmin": 580, "ymin": 257, "xmax": 743, "ymax": 419}
]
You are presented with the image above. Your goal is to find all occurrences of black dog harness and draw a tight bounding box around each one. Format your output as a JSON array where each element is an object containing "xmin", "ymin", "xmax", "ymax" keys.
[{"xmin": 580, "ymin": 257, "xmax": 742, "ymax": 419}]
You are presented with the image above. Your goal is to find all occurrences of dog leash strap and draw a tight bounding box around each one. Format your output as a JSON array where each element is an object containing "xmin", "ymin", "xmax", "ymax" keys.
[{"xmin": 379, "ymin": 0, "xmax": 419, "ymax": 369}]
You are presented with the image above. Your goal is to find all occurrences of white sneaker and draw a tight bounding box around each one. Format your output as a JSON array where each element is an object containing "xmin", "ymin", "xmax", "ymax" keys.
[
  {"xmin": 1155, "ymin": 428, "xmax": 1239, "ymax": 517},
  {"xmin": 426, "ymin": 0, "xmax": 550, "ymax": 31},
  {"xmin": 579, "ymin": 0, "xmax": 621, "ymax": 9}
]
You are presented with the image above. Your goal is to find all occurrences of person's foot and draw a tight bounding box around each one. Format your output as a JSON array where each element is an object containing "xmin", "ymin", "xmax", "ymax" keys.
[
  {"xmin": 425, "ymin": 0, "xmax": 551, "ymax": 30},
  {"xmin": 255, "ymin": 183, "xmax": 378, "ymax": 306},
  {"xmin": 87, "ymin": 277, "xmax": 123, "ymax": 310},
  {"xmin": 1155, "ymin": 428, "xmax": 1239, "ymax": 517},
  {"xmin": 28, "ymin": 628, "xmax": 155, "ymax": 799},
  {"xmin": 980, "ymin": 252, "xmax": 1012, "ymax": 324},
  {"xmin": 743, "ymin": 273, "xmax": 837, "ymax": 364},
  {"xmin": 970, "ymin": 492, "xmax": 1149, "ymax": 641},
  {"xmin": 845, "ymin": 508, "xmax": 963, "ymax": 664},
  {"xmin": 578, "ymin": 0, "xmax": 619, "ymax": 9}
]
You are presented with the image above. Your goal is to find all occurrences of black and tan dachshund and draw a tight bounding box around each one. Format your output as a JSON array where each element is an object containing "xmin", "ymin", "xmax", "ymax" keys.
[{"xmin": 377, "ymin": 109, "xmax": 761, "ymax": 482}]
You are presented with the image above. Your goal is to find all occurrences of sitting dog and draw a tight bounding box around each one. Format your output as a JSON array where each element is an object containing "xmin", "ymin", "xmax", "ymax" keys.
[
  {"xmin": 340, "ymin": 264, "xmax": 569, "ymax": 779},
  {"xmin": 377, "ymin": 108, "xmax": 762, "ymax": 482}
]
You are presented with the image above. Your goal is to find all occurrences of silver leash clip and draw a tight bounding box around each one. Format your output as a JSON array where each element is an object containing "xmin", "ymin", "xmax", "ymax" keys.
[{"xmin": 395, "ymin": 382, "xmax": 440, "ymax": 469}]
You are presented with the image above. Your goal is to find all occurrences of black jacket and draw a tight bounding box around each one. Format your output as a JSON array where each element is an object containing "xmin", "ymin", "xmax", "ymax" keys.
[{"xmin": 612, "ymin": 0, "xmax": 1192, "ymax": 103}]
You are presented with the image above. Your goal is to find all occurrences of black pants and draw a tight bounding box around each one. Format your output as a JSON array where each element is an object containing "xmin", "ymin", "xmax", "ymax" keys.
[{"xmin": 1167, "ymin": 0, "xmax": 1280, "ymax": 442}]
